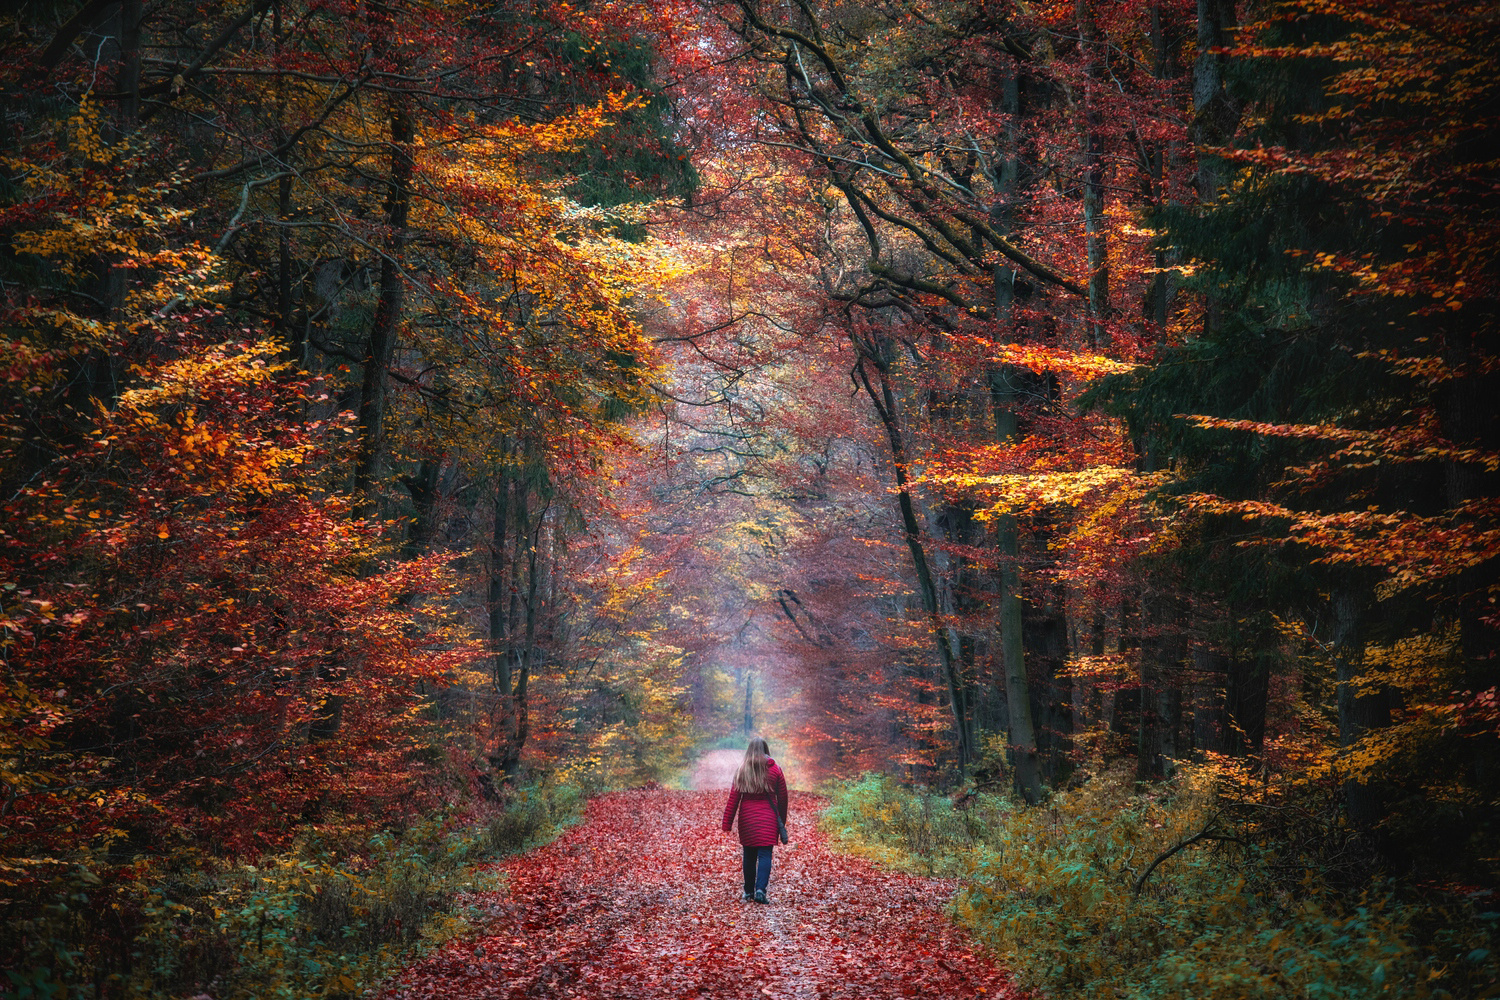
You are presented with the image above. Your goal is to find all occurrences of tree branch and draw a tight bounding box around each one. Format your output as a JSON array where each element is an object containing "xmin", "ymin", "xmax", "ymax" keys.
[{"xmin": 1132, "ymin": 818, "xmax": 1244, "ymax": 896}]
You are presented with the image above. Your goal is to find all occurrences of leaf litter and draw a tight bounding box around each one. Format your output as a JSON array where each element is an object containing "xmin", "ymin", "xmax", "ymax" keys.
[{"xmin": 377, "ymin": 789, "xmax": 1019, "ymax": 999}]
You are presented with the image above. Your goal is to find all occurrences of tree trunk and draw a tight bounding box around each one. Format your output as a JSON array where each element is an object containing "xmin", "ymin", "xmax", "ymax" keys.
[
  {"xmin": 853, "ymin": 344, "xmax": 973, "ymax": 770},
  {"xmin": 1137, "ymin": 674, "xmax": 1182, "ymax": 780},
  {"xmin": 990, "ymin": 386, "xmax": 1044, "ymax": 803},
  {"xmin": 120, "ymin": 0, "xmax": 142, "ymax": 125},
  {"xmin": 1111, "ymin": 598, "xmax": 1140, "ymax": 748},
  {"xmin": 512, "ymin": 484, "xmax": 539, "ymax": 779},
  {"xmin": 400, "ymin": 457, "xmax": 443, "ymax": 560},
  {"xmin": 985, "ymin": 66, "xmax": 1046, "ymax": 799},
  {"xmin": 1136, "ymin": 594, "xmax": 1184, "ymax": 780},
  {"xmin": 997, "ymin": 512, "xmax": 1043, "ymax": 802},
  {"xmin": 1190, "ymin": 645, "xmax": 1228, "ymax": 754},
  {"xmin": 1191, "ymin": 0, "xmax": 1242, "ymax": 200},
  {"xmin": 353, "ymin": 106, "xmax": 414, "ymax": 514},
  {"xmin": 1136, "ymin": 598, "xmax": 1166, "ymax": 780},
  {"xmin": 1225, "ymin": 650, "xmax": 1270, "ymax": 756},
  {"xmin": 1332, "ymin": 587, "xmax": 1388, "ymax": 827},
  {"xmin": 1078, "ymin": 0, "xmax": 1109, "ymax": 347},
  {"xmin": 499, "ymin": 471, "xmax": 533, "ymax": 778},
  {"xmin": 743, "ymin": 671, "xmax": 754, "ymax": 735},
  {"xmin": 488, "ymin": 467, "xmax": 513, "ymax": 775},
  {"xmin": 1026, "ymin": 582, "xmax": 1071, "ymax": 782}
]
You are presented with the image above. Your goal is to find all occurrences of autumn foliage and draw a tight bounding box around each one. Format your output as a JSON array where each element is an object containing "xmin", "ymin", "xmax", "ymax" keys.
[
  {"xmin": 381, "ymin": 790, "xmax": 1017, "ymax": 1000},
  {"xmin": 2, "ymin": 0, "xmax": 1498, "ymax": 998}
]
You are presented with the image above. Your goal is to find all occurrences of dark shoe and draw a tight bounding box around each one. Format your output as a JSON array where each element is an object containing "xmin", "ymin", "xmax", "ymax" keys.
[
  {"xmin": 742, "ymin": 891, "xmax": 754, "ymax": 901},
  {"xmin": 753, "ymin": 890, "xmax": 768, "ymax": 904}
]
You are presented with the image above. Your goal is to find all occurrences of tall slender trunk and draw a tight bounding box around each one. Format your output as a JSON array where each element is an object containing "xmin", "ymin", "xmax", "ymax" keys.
[
  {"xmin": 501, "ymin": 473, "xmax": 531, "ymax": 777},
  {"xmin": 1078, "ymin": 0, "xmax": 1109, "ymax": 347},
  {"xmin": 353, "ymin": 106, "xmax": 414, "ymax": 514},
  {"xmin": 1192, "ymin": 0, "xmax": 1241, "ymax": 201},
  {"xmin": 120, "ymin": 0, "xmax": 142, "ymax": 125},
  {"xmin": 513, "ymin": 484, "xmax": 538, "ymax": 777},
  {"xmin": 1027, "ymin": 582, "xmax": 1072, "ymax": 779},
  {"xmin": 853, "ymin": 343, "xmax": 973, "ymax": 770},
  {"xmin": 490, "ymin": 465, "xmax": 512, "ymax": 700},
  {"xmin": 1136, "ymin": 594, "xmax": 1184, "ymax": 780},
  {"xmin": 998, "ymin": 512, "xmax": 1044, "ymax": 803},
  {"xmin": 1332, "ymin": 587, "xmax": 1387, "ymax": 827},
  {"xmin": 985, "ymin": 62, "xmax": 1045, "ymax": 801},
  {"xmin": 488, "ymin": 448, "xmax": 519, "ymax": 778},
  {"xmin": 743, "ymin": 671, "xmax": 754, "ymax": 735},
  {"xmin": 992, "ymin": 392, "xmax": 1044, "ymax": 803}
]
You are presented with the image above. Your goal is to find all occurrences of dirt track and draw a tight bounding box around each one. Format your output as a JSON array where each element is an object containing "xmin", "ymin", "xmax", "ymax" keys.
[{"xmin": 378, "ymin": 789, "xmax": 1017, "ymax": 999}]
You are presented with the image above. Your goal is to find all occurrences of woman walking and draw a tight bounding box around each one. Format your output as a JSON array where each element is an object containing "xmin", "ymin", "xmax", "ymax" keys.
[{"xmin": 721, "ymin": 737, "xmax": 789, "ymax": 903}]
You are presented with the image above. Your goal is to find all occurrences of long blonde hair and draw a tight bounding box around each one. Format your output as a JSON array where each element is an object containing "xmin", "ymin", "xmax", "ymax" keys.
[{"xmin": 732, "ymin": 737, "xmax": 773, "ymax": 794}]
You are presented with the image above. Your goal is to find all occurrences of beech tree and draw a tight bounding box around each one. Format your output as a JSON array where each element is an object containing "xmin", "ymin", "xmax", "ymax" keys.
[
  {"xmin": 710, "ymin": 0, "xmax": 1195, "ymax": 796},
  {"xmin": 0, "ymin": 106, "xmax": 471, "ymax": 864}
]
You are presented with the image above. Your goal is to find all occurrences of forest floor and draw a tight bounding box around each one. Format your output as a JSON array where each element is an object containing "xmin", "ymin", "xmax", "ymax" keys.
[{"xmin": 376, "ymin": 788, "xmax": 1019, "ymax": 999}]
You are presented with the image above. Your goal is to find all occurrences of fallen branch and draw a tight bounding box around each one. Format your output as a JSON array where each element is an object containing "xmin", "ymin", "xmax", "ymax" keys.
[{"xmin": 1132, "ymin": 816, "xmax": 1245, "ymax": 896}]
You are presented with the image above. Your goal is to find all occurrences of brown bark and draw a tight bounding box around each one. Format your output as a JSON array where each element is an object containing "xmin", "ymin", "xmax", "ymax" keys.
[
  {"xmin": 1078, "ymin": 0, "xmax": 1110, "ymax": 347},
  {"xmin": 352, "ymin": 106, "xmax": 414, "ymax": 515},
  {"xmin": 853, "ymin": 342, "xmax": 974, "ymax": 770},
  {"xmin": 991, "ymin": 380, "xmax": 1044, "ymax": 803}
]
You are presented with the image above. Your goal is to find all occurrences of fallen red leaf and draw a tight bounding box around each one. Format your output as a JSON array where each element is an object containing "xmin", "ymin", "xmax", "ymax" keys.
[{"xmin": 376, "ymin": 790, "xmax": 1023, "ymax": 999}]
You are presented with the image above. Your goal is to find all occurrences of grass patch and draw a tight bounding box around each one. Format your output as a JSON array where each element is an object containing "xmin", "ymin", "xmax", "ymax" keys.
[{"xmin": 819, "ymin": 772, "xmax": 1011, "ymax": 876}]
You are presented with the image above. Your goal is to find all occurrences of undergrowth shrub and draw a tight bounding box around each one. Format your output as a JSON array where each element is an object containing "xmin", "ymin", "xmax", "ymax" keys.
[
  {"xmin": 475, "ymin": 780, "xmax": 584, "ymax": 857},
  {"xmin": 819, "ymin": 772, "xmax": 1010, "ymax": 876},
  {"xmin": 822, "ymin": 768, "xmax": 1499, "ymax": 1000},
  {"xmin": 4, "ymin": 782, "xmax": 583, "ymax": 1000}
]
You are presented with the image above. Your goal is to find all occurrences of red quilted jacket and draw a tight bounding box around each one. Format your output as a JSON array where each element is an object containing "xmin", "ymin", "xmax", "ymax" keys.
[{"xmin": 721, "ymin": 760, "xmax": 788, "ymax": 847}]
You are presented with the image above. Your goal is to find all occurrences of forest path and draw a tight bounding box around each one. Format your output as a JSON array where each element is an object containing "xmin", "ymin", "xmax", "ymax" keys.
[{"xmin": 378, "ymin": 789, "xmax": 1018, "ymax": 999}]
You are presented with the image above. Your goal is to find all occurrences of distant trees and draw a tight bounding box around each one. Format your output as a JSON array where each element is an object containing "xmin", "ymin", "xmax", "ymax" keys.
[{"xmin": 719, "ymin": 0, "xmax": 1185, "ymax": 796}]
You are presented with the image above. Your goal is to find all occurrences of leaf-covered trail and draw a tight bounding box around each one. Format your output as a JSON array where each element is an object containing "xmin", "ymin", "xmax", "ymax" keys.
[{"xmin": 378, "ymin": 790, "xmax": 1019, "ymax": 999}]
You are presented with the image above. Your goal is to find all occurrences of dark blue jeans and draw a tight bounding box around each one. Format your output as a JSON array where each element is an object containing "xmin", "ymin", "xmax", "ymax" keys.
[{"xmin": 742, "ymin": 845, "xmax": 773, "ymax": 893}]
